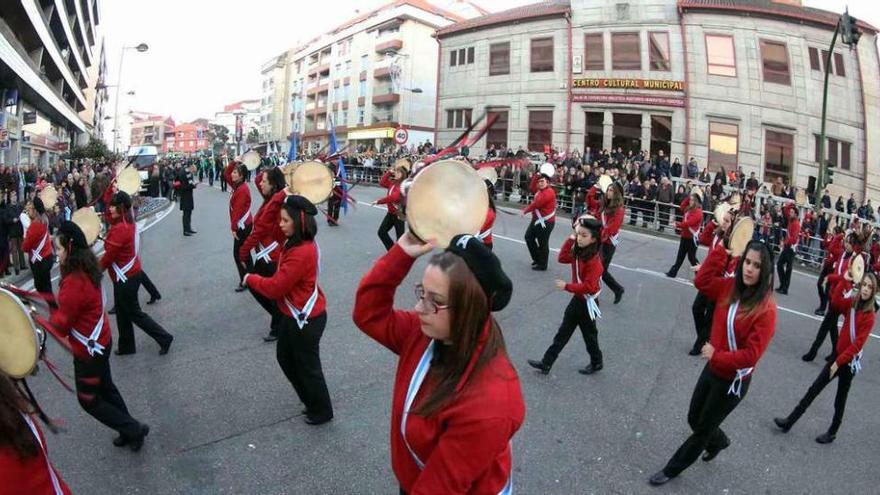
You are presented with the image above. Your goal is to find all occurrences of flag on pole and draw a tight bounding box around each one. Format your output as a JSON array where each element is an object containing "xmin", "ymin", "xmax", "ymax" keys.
[
  {"xmin": 328, "ymin": 115, "xmax": 348, "ymax": 214},
  {"xmin": 288, "ymin": 115, "xmax": 299, "ymax": 162}
]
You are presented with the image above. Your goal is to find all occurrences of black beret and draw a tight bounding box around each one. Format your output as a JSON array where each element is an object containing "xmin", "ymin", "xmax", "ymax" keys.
[
  {"xmin": 32, "ymin": 197, "xmax": 45, "ymax": 215},
  {"xmin": 58, "ymin": 221, "xmax": 89, "ymax": 249},
  {"xmin": 578, "ymin": 216, "xmax": 603, "ymax": 237},
  {"xmin": 284, "ymin": 195, "xmax": 318, "ymax": 216},
  {"xmin": 446, "ymin": 234, "xmax": 513, "ymax": 312},
  {"xmin": 111, "ymin": 191, "xmax": 132, "ymax": 209}
]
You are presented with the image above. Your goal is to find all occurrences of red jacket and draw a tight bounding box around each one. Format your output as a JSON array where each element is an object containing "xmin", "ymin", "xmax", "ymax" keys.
[
  {"xmin": 353, "ymin": 246, "xmax": 525, "ymax": 494},
  {"xmin": 585, "ymin": 187, "xmax": 602, "ymax": 216},
  {"xmin": 22, "ymin": 219, "xmax": 52, "ymax": 263},
  {"xmin": 377, "ymin": 171, "xmax": 403, "ymax": 216},
  {"xmin": 229, "ymin": 180, "xmax": 253, "ymax": 233},
  {"xmin": 698, "ymin": 220, "xmax": 718, "ymax": 248},
  {"xmin": 0, "ymin": 415, "xmax": 72, "ymax": 495},
  {"xmin": 50, "ymin": 271, "xmax": 112, "ymax": 362},
  {"xmin": 784, "ymin": 218, "xmax": 801, "ymax": 248},
  {"xmin": 695, "ymin": 244, "xmax": 777, "ymax": 381},
  {"xmin": 239, "ymin": 190, "xmax": 286, "ymax": 264},
  {"xmin": 831, "ymin": 283, "xmax": 875, "ymax": 367},
  {"xmin": 600, "ymin": 207, "xmax": 624, "ymax": 246},
  {"xmin": 478, "ymin": 208, "xmax": 495, "ymax": 246},
  {"xmin": 100, "ymin": 219, "xmax": 141, "ymax": 283},
  {"xmin": 677, "ymin": 208, "xmax": 703, "ymax": 240},
  {"xmin": 523, "ymin": 176, "xmax": 557, "ymax": 223},
  {"xmin": 247, "ymin": 240, "xmax": 326, "ymax": 320},
  {"xmin": 558, "ymin": 238, "xmax": 603, "ymax": 299},
  {"xmin": 822, "ymin": 233, "xmax": 844, "ymax": 268}
]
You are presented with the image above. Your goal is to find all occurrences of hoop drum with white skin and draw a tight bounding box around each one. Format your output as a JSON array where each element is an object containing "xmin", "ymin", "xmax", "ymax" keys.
[
  {"xmin": 539, "ymin": 163, "xmax": 555, "ymax": 179},
  {"xmin": 714, "ymin": 202, "xmax": 732, "ymax": 224},
  {"xmin": 406, "ymin": 160, "xmax": 488, "ymax": 247},
  {"xmin": 116, "ymin": 167, "xmax": 142, "ymax": 196},
  {"xmin": 39, "ymin": 185, "xmax": 58, "ymax": 209},
  {"xmin": 849, "ymin": 253, "xmax": 865, "ymax": 283},
  {"xmin": 728, "ymin": 217, "xmax": 755, "ymax": 258},
  {"xmin": 72, "ymin": 207, "xmax": 102, "ymax": 246},
  {"xmin": 597, "ymin": 175, "xmax": 613, "ymax": 194},
  {"xmin": 282, "ymin": 162, "xmax": 300, "ymax": 190},
  {"xmin": 289, "ymin": 161, "xmax": 334, "ymax": 204},
  {"xmin": 0, "ymin": 288, "xmax": 41, "ymax": 379},
  {"xmin": 241, "ymin": 151, "xmax": 261, "ymax": 171}
]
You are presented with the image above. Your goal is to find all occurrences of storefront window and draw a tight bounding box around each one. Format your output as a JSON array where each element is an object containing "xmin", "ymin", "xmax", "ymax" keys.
[
  {"xmin": 584, "ymin": 112, "xmax": 604, "ymax": 154},
  {"xmin": 649, "ymin": 32, "xmax": 670, "ymax": 71},
  {"xmin": 760, "ymin": 40, "xmax": 791, "ymax": 85},
  {"xmin": 489, "ymin": 42, "xmax": 510, "ymax": 76},
  {"xmin": 530, "ymin": 38, "xmax": 554, "ymax": 72},
  {"xmin": 528, "ymin": 110, "xmax": 553, "ymax": 152},
  {"xmin": 650, "ymin": 115, "xmax": 671, "ymax": 158},
  {"xmin": 611, "ymin": 113, "xmax": 641, "ymax": 152},
  {"xmin": 584, "ymin": 33, "xmax": 604, "ymax": 71},
  {"xmin": 486, "ymin": 110, "xmax": 508, "ymax": 149},
  {"xmin": 708, "ymin": 122, "xmax": 738, "ymax": 172},
  {"xmin": 706, "ymin": 34, "xmax": 736, "ymax": 77},
  {"xmin": 611, "ymin": 32, "xmax": 640, "ymax": 70},
  {"xmin": 764, "ymin": 130, "xmax": 793, "ymax": 182}
]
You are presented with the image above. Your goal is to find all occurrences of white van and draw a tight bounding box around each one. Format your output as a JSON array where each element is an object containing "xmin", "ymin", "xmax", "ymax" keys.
[{"xmin": 126, "ymin": 145, "xmax": 158, "ymax": 190}]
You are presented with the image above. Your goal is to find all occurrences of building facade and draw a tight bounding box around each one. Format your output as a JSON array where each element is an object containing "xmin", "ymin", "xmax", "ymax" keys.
[
  {"xmin": 129, "ymin": 114, "xmax": 174, "ymax": 149},
  {"xmin": 214, "ymin": 99, "xmax": 260, "ymax": 154},
  {"xmin": 436, "ymin": 0, "xmax": 880, "ymax": 202},
  {"xmin": 0, "ymin": 0, "xmax": 107, "ymax": 167},
  {"xmin": 165, "ymin": 119, "xmax": 209, "ymax": 155},
  {"xmin": 260, "ymin": 52, "xmax": 289, "ymax": 143}
]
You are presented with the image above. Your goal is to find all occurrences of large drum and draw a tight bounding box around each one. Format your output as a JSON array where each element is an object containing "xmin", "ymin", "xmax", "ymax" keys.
[
  {"xmin": 405, "ymin": 159, "xmax": 488, "ymax": 246},
  {"xmin": 289, "ymin": 161, "xmax": 334, "ymax": 205},
  {"xmin": 0, "ymin": 288, "xmax": 42, "ymax": 379},
  {"xmin": 72, "ymin": 207, "xmax": 103, "ymax": 246},
  {"xmin": 241, "ymin": 151, "xmax": 261, "ymax": 171},
  {"xmin": 116, "ymin": 167, "xmax": 142, "ymax": 196},
  {"xmin": 728, "ymin": 217, "xmax": 755, "ymax": 258}
]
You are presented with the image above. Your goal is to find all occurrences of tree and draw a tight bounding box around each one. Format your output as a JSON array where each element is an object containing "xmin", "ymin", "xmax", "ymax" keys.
[
  {"xmin": 246, "ymin": 128, "xmax": 260, "ymax": 144},
  {"xmin": 205, "ymin": 124, "xmax": 229, "ymax": 154},
  {"xmin": 66, "ymin": 137, "xmax": 114, "ymax": 161}
]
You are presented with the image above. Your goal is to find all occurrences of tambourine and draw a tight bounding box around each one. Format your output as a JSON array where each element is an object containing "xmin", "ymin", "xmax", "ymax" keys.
[
  {"xmin": 116, "ymin": 167, "xmax": 142, "ymax": 196},
  {"xmin": 72, "ymin": 207, "xmax": 102, "ymax": 246},
  {"xmin": 241, "ymin": 151, "xmax": 261, "ymax": 171},
  {"xmin": 539, "ymin": 163, "xmax": 555, "ymax": 179},
  {"xmin": 728, "ymin": 217, "xmax": 754, "ymax": 258},
  {"xmin": 405, "ymin": 159, "xmax": 488, "ymax": 247},
  {"xmin": 0, "ymin": 288, "xmax": 43, "ymax": 379},
  {"xmin": 795, "ymin": 189, "xmax": 808, "ymax": 206},
  {"xmin": 714, "ymin": 202, "xmax": 732, "ymax": 224},
  {"xmin": 597, "ymin": 175, "xmax": 613, "ymax": 194},
  {"xmin": 289, "ymin": 161, "xmax": 334, "ymax": 205},
  {"xmin": 39, "ymin": 185, "xmax": 58, "ymax": 209},
  {"xmin": 849, "ymin": 253, "xmax": 865, "ymax": 283}
]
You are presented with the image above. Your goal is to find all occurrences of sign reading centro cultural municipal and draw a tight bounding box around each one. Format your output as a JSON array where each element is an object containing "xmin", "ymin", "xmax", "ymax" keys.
[{"xmin": 572, "ymin": 78, "xmax": 686, "ymax": 91}]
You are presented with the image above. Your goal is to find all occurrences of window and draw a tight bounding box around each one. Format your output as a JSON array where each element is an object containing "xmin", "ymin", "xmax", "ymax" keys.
[
  {"xmin": 611, "ymin": 113, "xmax": 641, "ymax": 152},
  {"xmin": 343, "ymin": 84, "xmax": 350, "ymax": 99},
  {"xmin": 834, "ymin": 52, "xmax": 846, "ymax": 77},
  {"xmin": 649, "ymin": 32, "xmax": 670, "ymax": 71},
  {"xmin": 450, "ymin": 49, "xmax": 457, "ymax": 67},
  {"xmin": 815, "ymin": 134, "xmax": 852, "ymax": 170},
  {"xmin": 359, "ymin": 80, "xmax": 366, "ymax": 96},
  {"xmin": 486, "ymin": 110, "xmax": 508, "ymax": 149},
  {"xmin": 764, "ymin": 130, "xmax": 793, "ymax": 182},
  {"xmin": 489, "ymin": 42, "xmax": 510, "ymax": 75},
  {"xmin": 528, "ymin": 110, "xmax": 553, "ymax": 152},
  {"xmin": 841, "ymin": 141, "xmax": 851, "ymax": 170},
  {"xmin": 706, "ymin": 34, "xmax": 736, "ymax": 77},
  {"xmin": 458, "ymin": 48, "xmax": 466, "ymax": 65},
  {"xmin": 361, "ymin": 54, "xmax": 369, "ymax": 70},
  {"xmin": 345, "ymin": 60, "xmax": 351, "ymax": 71},
  {"xmin": 808, "ymin": 47, "xmax": 821, "ymax": 71},
  {"xmin": 828, "ymin": 138, "xmax": 839, "ymax": 168},
  {"xmin": 342, "ymin": 110, "xmax": 348, "ymax": 126},
  {"xmin": 467, "ymin": 46, "xmax": 475, "ymax": 64},
  {"xmin": 530, "ymin": 38, "xmax": 554, "ymax": 72},
  {"xmin": 760, "ymin": 40, "xmax": 791, "ymax": 85},
  {"xmin": 584, "ymin": 112, "xmax": 603, "ymax": 152},
  {"xmin": 650, "ymin": 115, "xmax": 671, "ymax": 157},
  {"xmin": 584, "ymin": 33, "xmax": 604, "ymax": 71},
  {"xmin": 708, "ymin": 122, "xmax": 738, "ymax": 172},
  {"xmin": 446, "ymin": 109, "xmax": 472, "ymax": 129},
  {"xmin": 611, "ymin": 32, "xmax": 640, "ymax": 70},
  {"xmin": 358, "ymin": 106, "xmax": 365, "ymax": 125}
]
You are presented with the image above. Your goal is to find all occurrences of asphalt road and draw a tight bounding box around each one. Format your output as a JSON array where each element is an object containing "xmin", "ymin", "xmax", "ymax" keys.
[{"xmin": 27, "ymin": 182, "xmax": 879, "ymax": 494}]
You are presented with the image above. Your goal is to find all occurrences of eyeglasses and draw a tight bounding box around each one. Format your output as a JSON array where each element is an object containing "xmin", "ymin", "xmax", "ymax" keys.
[{"xmin": 414, "ymin": 284, "xmax": 450, "ymax": 315}]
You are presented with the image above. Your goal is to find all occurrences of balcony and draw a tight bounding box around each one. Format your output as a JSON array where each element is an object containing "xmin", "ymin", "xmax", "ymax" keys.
[
  {"xmin": 374, "ymin": 67, "xmax": 393, "ymax": 79},
  {"xmin": 375, "ymin": 39, "xmax": 403, "ymax": 54},
  {"xmin": 309, "ymin": 63, "xmax": 330, "ymax": 76},
  {"xmin": 372, "ymin": 93, "xmax": 400, "ymax": 105},
  {"xmin": 306, "ymin": 84, "xmax": 329, "ymax": 96}
]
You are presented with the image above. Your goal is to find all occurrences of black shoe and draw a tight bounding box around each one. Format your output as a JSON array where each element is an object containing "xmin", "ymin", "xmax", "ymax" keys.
[
  {"xmin": 159, "ymin": 337, "xmax": 173, "ymax": 356},
  {"xmin": 578, "ymin": 363, "xmax": 603, "ymax": 375},
  {"xmin": 113, "ymin": 434, "xmax": 130, "ymax": 447},
  {"xmin": 801, "ymin": 352, "xmax": 816, "ymax": 362},
  {"xmin": 527, "ymin": 359, "xmax": 550, "ymax": 374},
  {"xmin": 774, "ymin": 416, "xmax": 793, "ymax": 433},
  {"xmin": 183, "ymin": 232, "xmax": 193, "ymax": 237},
  {"xmin": 775, "ymin": 288, "xmax": 788, "ymax": 295},
  {"xmin": 109, "ymin": 306, "xmax": 117, "ymax": 315},
  {"xmin": 128, "ymin": 424, "xmax": 150, "ymax": 452},
  {"xmin": 648, "ymin": 471, "xmax": 673, "ymax": 486},
  {"xmin": 530, "ymin": 261, "xmax": 538, "ymax": 267},
  {"xmin": 115, "ymin": 349, "xmax": 135, "ymax": 356},
  {"xmin": 188, "ymin": 230, "xmax": 197, "ymax": 234},
  {"xmin": 613, "ymin": 289, "xmax": 624, "ymax": 305},
  {"xmin": 146, "ymin": 296, "xmax": 161, "ymax": 305},
  {"xmin": 235, "ymin": 285, "xmax": 247, "ymax": 293},
  {"xmin": 688, "ymin": 346, "xmax": 702, "ymax": 356},
  {"xmin": 304, "ymin": 414, "xmax": 333, "ymax": 426},
  {"xmin": 701, "ymin": 438, "xmax": 730, "ymax": 461},
  {"xmin": 665, "ymin": 270, "xmax": 676, "ymax": 278},
  {"xmin": 263, "ymin": 333, "xmax": 278, "ymax": 343},
  {"xmin": 815, "ymin": 432, "xmax": 836, "ymax": 444},
  {"xmin": 531, "ymin": 265, "xmax": 547, "ymax": 271},
  {"xmin": 814, "ymin": 307, "xmax": 826, "ymax": 316},
  {"xmin": 824, "ymin": 354, "xmax": 834, "ymax": 362}
]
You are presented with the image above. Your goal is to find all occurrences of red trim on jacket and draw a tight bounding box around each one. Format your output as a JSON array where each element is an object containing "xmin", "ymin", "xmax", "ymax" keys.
[
  {"xmin": 238, "ymin": 190, "xmax": 286, "ymax": 263},
  {"xmin": 50, "ymin": 271, "xmax": 111, "ymax": 362},
  {"xmin": 22, "ymin": 219, "xmax": 52, "ymax": 262},
  {"xmin": 247, "ymin": 240, "xmax": 325, "ymax": 319}
]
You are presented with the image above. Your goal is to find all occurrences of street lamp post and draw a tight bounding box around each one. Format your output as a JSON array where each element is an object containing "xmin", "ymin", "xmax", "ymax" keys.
[{"xmin": 112, "ymin": 43, "xmax": 148, "ymax": 154}]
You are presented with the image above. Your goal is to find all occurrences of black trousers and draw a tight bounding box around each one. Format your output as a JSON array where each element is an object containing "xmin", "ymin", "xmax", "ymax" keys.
[
  {"xmin": 600, "ymin": 243, "xmax": 623, "ymax": 295},
  {"xmin": 219, "ymin": 174, "xmax": 228, "ymax": 192},
  {"xmin": 663, "ymin": 365, "xmax": 749, "ymax": 477},
  {"xmin": 525, "ymin": 220, "xmax": 555, "ymax": 269},
  {"xmin": 74, "ymin": 354, "xmax": 142, "ymax": 438},
  {"xmin": 114, "ymin": 273, "xmax": 174, "ymax": 354},
  {"xmin": 786, "ymin": 360, "xmax": 854, "ymax": 435},
  {"xmin": 777, "ymin": 246, "xmax": 795, "ymax": 291},
  {"xmin": 805, "ymin": 309, "xmax": 840, "ymax": 357},
  {"xmin": 668, "ymin": 237, "xmax": 699, "ymax": 277},
  {"xmin": 247, "ymin": 259, "xmax": 281, "ymax": 335},
  {"xmin": 816, "ymin": 264, "xmax": 832, "ymax": 310},
  {"xmin": 276, "ymin": 312, "xmax": 333, "ymax": 419},
  {"xmin": 378, "ymin": 212, "xmax": 404, "ymax": 251},
  {"xmin": 691, "ymin": 292, "xmax": 715, "ymax": 349},
  {"xmin": 327, "ymin": 195, "xmax": 341, "ymax": 224},
  {"xmin": 233, "ymin": 226, "xmax": 252, "ymax": 284},
  {"xmin": 140, "ymin": 270, "xmax": 161, "ymax": 301},
  {"xmin": 30, "ymin": 255, "xmax": 55, "ymax": 298},
  {"xmin": 659, "ymin": 204, "xmax": 671, "ymax": 229},
  {"xmin": 541, "ymin": 297, "xmax": 602, "ymax": 367},
  {"xmin": 182, "ymin": 208, "xmax": 193, "ymax": 233}
]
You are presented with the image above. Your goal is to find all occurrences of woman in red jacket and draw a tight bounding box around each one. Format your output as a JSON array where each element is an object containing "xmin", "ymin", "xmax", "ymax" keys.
[
  {"xmin": 815, "ymin": 225, "xmax": 844, "ymax": 315},
  {"xmin": 775, "ymin": 272, "xmax": 876, "ymax": 443},
  {"xmin": 689, "ymin": 207, "xmax": 735, "ymax": 356},
  {"xmin": 650, "ymin": 240, "xmax": 777, "ymax": 486},
  {"xmin": 52, "ymin": 221, "xmax": 149, "ymax": 450},
  {"xmin": 374, "ymin": 165, "xmax": 408, "ymax": 251},
  {"xmin": 238, "ymin": 168, "xmax": 287, "ymax": 342},
  {"xmin": 522, "ymin": 171, "xmax": 558, "ymax": 271},
  {"xmin": 666, "ymin": 192, "xmax": 703, "ymax": 278},
  {"xmin": 244, "ymin": 195, "xmax": 333, "ymax": 425},
  {"xmin": 226, "ymin": 161, "xmax": 253, "ymax": 292},
  {"xmin": 353, "ymin": 232, "xmax": 523, "ymax": 494},
  {"xmin": 775, "ymin": 206, "xmax": 801, "ymax": 295},
  {"xmin": 528, "ymin": 216, "xmax": 605, "ymax": 375},
  {"xmin": 477, "ymin": 179, "xmax": 496, "ymax": 250},
  {"xmin": 0, "ymin": 375, "xmax": 72, "ymax": 495},
  {"xmin": 600, "ymin": 182, "xmax": 626, "ymax": 304},
  {"xmin": 101, "ymin": 192, "xmax": 174, "ymax": 355},
  {"xmin": 22, "ymin": 197, "xmax": 54, "ymax": 299}
]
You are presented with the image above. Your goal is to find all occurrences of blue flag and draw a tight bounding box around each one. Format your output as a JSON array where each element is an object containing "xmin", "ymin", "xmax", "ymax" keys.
[{"xmin": 328, "ymin": 117, "xmax": 347, "ymax": 213}]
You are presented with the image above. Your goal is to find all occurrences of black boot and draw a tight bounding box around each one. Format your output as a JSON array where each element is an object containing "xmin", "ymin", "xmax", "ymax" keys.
[
  {"xmin": 578, "ymin": 363, "xmax": 603, "ymax": 375},
  {"xmin": 815, "ymin": 432, "xmax": 836, "ymax": 444},
  {"xmin": 773, "ymin": 416, "xmax": 794, "ymax": 433},
  {"xmin": 527, "ymin": 359, "xmax": 550, "ymax": 375}
]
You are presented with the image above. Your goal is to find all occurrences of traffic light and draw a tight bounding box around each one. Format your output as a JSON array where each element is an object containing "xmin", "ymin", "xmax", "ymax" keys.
[
  {"xmin": 841, "ymin": 9, "xmax": 862, "ymax": 46},
  {"xmin": 825, "ymin": 160, "xmax": 836, "ymax": 185}
]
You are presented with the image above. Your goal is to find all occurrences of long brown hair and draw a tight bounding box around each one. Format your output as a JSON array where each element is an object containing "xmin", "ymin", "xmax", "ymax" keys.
[
  {"xmin": 854, "ymin": 273, "xmax": 878, "ymax": 312},
  {"xmin": 0, "ymin": 376, "xmax": 38, "ymax": 459},
  {"xmin": 728, "ymin": 241, "xmax": 775, "ymax": 316},
  {"xmin": 414, "ymin": 252, "xmax": 507, "ymax": 416},
  {"xmin": 604, "ymin": 182, "xmax": 624, "ymax": 211}
]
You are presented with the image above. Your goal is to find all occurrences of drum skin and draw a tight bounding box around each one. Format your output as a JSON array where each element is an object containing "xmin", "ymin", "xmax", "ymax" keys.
[
  {"xmin": 0, "ymin": 288, "xmax": 39, "ymax": 379},
  {"xmin": 406, "ymin": 160, "xmax": 488, "ymax": 247}
]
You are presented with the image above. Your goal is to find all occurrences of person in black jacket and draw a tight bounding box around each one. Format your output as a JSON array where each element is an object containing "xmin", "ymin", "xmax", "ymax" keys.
[{"xmin": 177, "ymin": 163, "xmax": 197, "ymax": 236}]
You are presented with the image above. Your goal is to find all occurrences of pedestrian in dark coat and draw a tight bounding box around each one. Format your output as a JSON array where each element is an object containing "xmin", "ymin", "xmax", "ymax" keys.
[{"xmin": 177, "ymin": 164, "xmax": 197, "ymax": 236}]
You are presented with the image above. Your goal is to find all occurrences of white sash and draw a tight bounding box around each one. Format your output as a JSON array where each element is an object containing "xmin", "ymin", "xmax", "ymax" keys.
[
  {"xmin": 20, "ymin": 414, "xmax": 65, "ymax": 495},
  {"xmin": 30, "ymin": 231, "xmax": 49, "ymax": 263},
  {"xmin": 282, "ymin": 242, "xmax": 322, "ymax": 330},
  {"xmin": 477, "ymin": 228, "xmax": 492, "ymax": 241},
  {"xmin": 401, "ymin": 340, "xmax": 514, "ymax": 495},
  {"xmin": 236, "ymin": 210, "xmax": 252, "ymax": 231},
  {"xmin": 574, "ymin": 255, "xmax": 602, "ymax": 321},
  {"xmin": 70, "ymin": 289, "xmax": 107, "ymax": 357},
  {"xmin": 726, "ymin": 301, "xmax": 753, "ymax": 397},
  {"xmin": 111, "ymin": 227, "xmax": 140, "ymax": 283},
  {"xmin": 848, "ymin": 308, "xmax": 863, "ymax": 375},
  {"xmin": 601, "ymin": 212, "xmax": 620, "ymax": 247},
  {"xmin": 250, "ymin": 241, "xmax": 279, "ymax": 265},
  {"xmin": 534, "ymin": 210, "xmax": 555, "ymax": 229}
]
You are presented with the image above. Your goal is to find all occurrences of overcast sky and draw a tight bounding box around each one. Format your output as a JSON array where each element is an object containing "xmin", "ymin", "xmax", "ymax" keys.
[{"xmin": 100, "ymin": 0, "xmax": 879, "ymax": 143}]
